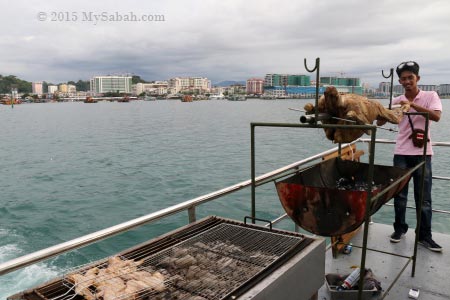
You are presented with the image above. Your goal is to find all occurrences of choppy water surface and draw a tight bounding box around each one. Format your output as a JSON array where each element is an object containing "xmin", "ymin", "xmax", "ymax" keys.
[{"xmin": 1, "ymin": 99, "xmax": 449, "ymax": 298}]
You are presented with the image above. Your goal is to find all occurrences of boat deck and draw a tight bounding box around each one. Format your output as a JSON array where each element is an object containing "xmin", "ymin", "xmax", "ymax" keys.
[{"xmin": 318, "ymin": 222, "xmax": 450, "ymax": 299}]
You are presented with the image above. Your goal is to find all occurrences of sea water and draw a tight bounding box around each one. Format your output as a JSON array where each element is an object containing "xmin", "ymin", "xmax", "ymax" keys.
[{"xmin": 1, "ymin": 99, "xmax": 449, "ymax": 298}]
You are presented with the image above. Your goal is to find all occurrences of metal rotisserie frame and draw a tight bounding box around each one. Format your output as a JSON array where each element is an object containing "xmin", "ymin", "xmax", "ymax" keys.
[{"xmin": 9, "ymin": 216, "xmax": 314, "ymax": 300}]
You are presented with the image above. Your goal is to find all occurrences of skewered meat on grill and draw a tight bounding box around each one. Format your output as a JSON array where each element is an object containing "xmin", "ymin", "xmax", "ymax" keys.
[
  {"xmin": 67, "ymin": 273, "xmax": 97, "ymax": 300},
  {"xmin": 67, "ymin": 256, "xmax": 165, "ymax": 300}
]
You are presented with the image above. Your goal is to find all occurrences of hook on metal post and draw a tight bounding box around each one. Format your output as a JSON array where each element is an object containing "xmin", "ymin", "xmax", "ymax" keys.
[
  {"xmin": 382, "ymin": 68, "xmax": 394, "ymax": 109},
  {"xmin": 304, "ymin": 58, "xmax": 321, "ymax": 124},
  {"xmin": 304, "ymin": 58, "xmax": 319, "ymax": 73}
]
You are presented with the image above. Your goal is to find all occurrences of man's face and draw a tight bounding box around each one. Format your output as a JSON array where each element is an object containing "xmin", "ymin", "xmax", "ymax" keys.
[{"xmin": 399, "ymin": 70, "xmax": 420, "ymax": 92}]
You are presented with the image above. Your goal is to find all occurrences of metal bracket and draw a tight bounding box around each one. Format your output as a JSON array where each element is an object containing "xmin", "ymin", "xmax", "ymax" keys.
[
  {"xmin": 382, "ymin": 68, "xmax": 394, "ymax": 109},
  {"xmin": 304, "ymin": 58, "xmax": 321, "ymax": 124}
]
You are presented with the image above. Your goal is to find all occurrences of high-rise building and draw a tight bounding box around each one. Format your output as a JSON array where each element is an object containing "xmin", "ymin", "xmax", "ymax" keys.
[
  {"xmin": 90, "ymin": 76, "xmax": 132, "ymax": 93},
  {"xmin": 32, "ymin": 82, "xmax": 43, "ymax": 95},
  {"xmin": 48, "ymin": 85, "xmax": 58, "ymax": 94},
  {"xmin": 264, "ymin": 74, "xmax": 310, "ymax": 87},
  {"xmin": 59, "ymin": 84, "xmax": 68, "ymax": 93},
  {"xmin": 68, "ymin": 84, "xmax": 77, "ymax": 94},
  {"xmin": 439, "ymin": 84, "xmax": 450, "ymax": 96},
  {"xmin": 320, "ymin": 77, "xmax": 360, "ymax": 86},
  {"xmin": 320, "ymin": 76, "xmax": 362, "ymax": 94},
  {"xmin": 418, "ymin": 85, "xmax": 438, "ymax": 92},
  {"xmin": 168, "ymin": 77, "xmax": 210, "ymax": 94},
  {"xmin": 246, "ymin": 78, "xmax": 264, "ymax": 95},
  {"xmin": 263, "ymin": 74, "xmax": 312, "ymax": 97},
  {"xmin": 379, "ymin": 82, "xmax": 391, "ymax": 94},
  {"xmin": 133, "ymin": 81, "xmax": 168, "ymax": 95}
]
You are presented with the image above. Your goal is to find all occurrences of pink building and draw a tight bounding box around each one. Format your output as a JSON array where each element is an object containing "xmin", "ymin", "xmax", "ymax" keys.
[
  {"xmin": 246, "ymin": 78, "xmax": 264, "ymax": 95},
  {"xmin": 32, "ymin": 82, "xmax": 43, "ymax": 95}
]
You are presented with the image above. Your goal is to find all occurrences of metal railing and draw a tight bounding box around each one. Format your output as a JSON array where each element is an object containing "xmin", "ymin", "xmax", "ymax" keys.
[
  {"xmin": 1, "ymin": 138, "xmax": 450, "ymax": 281},
  {"xmin": 0, "ymin": 141, "xmax": 357, "ymax": 276}
]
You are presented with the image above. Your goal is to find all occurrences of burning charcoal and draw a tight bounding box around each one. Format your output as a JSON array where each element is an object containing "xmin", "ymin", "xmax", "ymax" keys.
[{"xmin": 336, "ymin": 177, "xmax": 354, "ymax": 190}]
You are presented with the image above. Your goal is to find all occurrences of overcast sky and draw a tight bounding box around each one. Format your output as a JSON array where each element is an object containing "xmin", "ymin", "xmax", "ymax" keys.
[{"xmin": 1, "ymin": 0, "xmax": 450, "ymax": 87}]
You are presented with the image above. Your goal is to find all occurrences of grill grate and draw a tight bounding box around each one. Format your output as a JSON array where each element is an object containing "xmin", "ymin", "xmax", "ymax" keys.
[{"xmin": 14, "ymin": 217, "xmax": 312, "ymax": 300}]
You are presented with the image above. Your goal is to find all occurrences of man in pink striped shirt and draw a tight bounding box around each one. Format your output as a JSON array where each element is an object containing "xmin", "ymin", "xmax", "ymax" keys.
[{"xmin": 388, "ymin": 61, "xmax": 443, "ymax": 252}]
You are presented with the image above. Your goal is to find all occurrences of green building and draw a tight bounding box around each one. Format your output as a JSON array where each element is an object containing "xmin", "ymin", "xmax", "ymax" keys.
[
  {"xmin": 320, "ymin": 77, "xmax": 362, "ymax": 95},
  {"xmin": 264, "ymin": 74, "xmax": 310, "ymax": 87}
]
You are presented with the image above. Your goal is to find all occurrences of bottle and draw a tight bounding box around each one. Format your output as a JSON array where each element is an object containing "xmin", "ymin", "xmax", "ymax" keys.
[
  {"xmin": 338, "ymin": 268, "xmax": 360, "ymax": 290},
  {"xmin": 343, "ymin": 243, "xmax": 352, "ymax": 254}
]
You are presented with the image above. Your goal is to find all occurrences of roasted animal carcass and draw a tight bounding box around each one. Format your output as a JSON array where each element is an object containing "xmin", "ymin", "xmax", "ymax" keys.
[{"xmin": 304, "ymin": 86, "xmax": 409, "ymax": 143}]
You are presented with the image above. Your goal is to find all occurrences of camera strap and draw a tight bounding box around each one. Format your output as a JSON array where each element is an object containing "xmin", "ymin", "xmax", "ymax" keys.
[{"xmin": 407, "ymin": 114, "xmax": 415, "ymax": 131}]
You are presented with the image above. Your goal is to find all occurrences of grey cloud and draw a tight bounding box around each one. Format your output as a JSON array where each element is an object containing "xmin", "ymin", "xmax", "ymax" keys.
[{"xmin": 1, "ymin": 0, "xmax": 450, "ymax": 86}]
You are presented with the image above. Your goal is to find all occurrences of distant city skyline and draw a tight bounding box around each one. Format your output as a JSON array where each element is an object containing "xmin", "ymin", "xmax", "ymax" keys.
[
  {"xmin": 21, "ymin": 73, "xmax": 447, "ymax": 90},
  {"xmin": 1, "ymin": 1, "xmax": 450, "ymax": 89}
]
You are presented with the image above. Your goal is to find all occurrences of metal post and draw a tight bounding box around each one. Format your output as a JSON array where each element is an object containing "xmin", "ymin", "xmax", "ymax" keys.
[
  {"xmin": 304, "ymin": 58, "xmax": 320, "ymax": 123},
  {"xmin": 251, "ymin": 124, "xmax": 256, "ymax": 223},
  {"xmin": 382, "ymin": 68, "xmax": 394, "ymax": 109},
  {"xmin": 357, "ymin": 125, "xmax": 377, "ymax": 300},
  {"xmin": 188, "ymin": 206, "xmax": 196, "ymax": 223},
  {"xmin": 411, "ymin": 112, "xmax": 430, "ymax": 276}
]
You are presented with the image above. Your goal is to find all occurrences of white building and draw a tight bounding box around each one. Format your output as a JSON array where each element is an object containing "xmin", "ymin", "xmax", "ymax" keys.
[
  {"xmin": 378, "ymin": 82, "xmax": 391, "ymax": 94},
  {"xmin": 418, "ymin": 84, "xmax": 438, "ymax": 92},
  {"xmin": 168, "ymin": 77, "xmax": 210, "ymax": 94},
  {"xmin": 68, "ymin": 84, "xmax": 77, "ymax": 94},
  {"xmin": 48, "ymin": 85, "xmax": 58, "ymax": 94},
  {"xmin": 90, "ymin": 76, "xmax": 132, "ymax": 93},
  {"xmin": 133, "ymin": 81, "xmax": 168, "ymax": 95},
  {"xmin": 439, "ymin": 84, "xmax": 450, "ymax": 96}
]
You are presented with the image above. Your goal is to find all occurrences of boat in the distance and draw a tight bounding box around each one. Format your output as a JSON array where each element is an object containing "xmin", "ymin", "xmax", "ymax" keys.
[
  {"xmin": 1, "ymin": 98, "xmax": 22, "ymax": 105},
  {"xmin": 83, "ymin": 97, "xmax": 98, "ymax": 103},
  {"xmin": 209, "ymin": 94, "xmax": 225, "ymax": 100},
  {"xmin": 117, "ymin": 96, "xmax": 130, "ymax": 102},
  {"xmin": 144, "ymin": 95, "xmax": 157, "ymax": 101},
  {"xmin": 227, "ymin": 95, "xmax": 246, "ymax": 101},
  {"xmin": 181, "ymin": 95, "xmax": 193, "ymax": 102}
]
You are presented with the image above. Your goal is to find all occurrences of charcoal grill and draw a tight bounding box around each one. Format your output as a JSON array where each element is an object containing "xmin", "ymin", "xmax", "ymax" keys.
[
  {"xmin": 9, "ymin": 216, "xmax": 324, "ymax": 300},
  {"xmin": 275, "ymin": 158, "xmax": 411, "ymax": 236}
]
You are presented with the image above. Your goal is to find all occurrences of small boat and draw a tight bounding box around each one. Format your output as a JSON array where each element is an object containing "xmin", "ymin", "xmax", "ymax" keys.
[
  {"xmin": 1, "ymin": 99, "xmax": 22, "ymax": 105},
  {"xmin": 144, "ymin": 96, "xmax": 157, "ymax": 101},
  {"xmin": 181, "ymin": 95, "xmax": 193, "ymax": 102},
  {"xmin": 228, "ymin": 95, "xmax": 246, "ymax": 101},
  {"xmin": 209, "ymin": 94, "xmax": 225, "ymax": 100},
  {"xmin": 117, "ymin": 96, "xmax": 130, "ymax": 102},
  {"xmin": 83, "ymin": 97, "xmax": 97, "ymax": 103}
]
